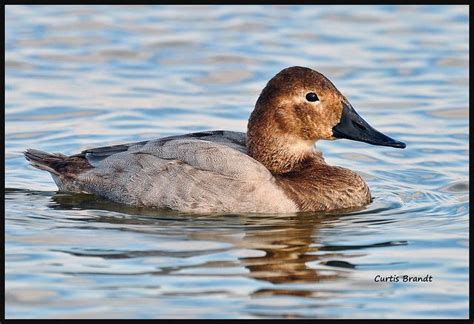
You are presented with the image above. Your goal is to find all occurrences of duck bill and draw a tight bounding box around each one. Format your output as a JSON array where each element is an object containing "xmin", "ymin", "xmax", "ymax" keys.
[{"xmin": 332, "ymin": 102, "xmax": 406, "ymax": 148}]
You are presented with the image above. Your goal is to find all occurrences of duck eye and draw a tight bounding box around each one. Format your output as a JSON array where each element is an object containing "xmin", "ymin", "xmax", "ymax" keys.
[{"xmin": 305, "ymin": 92, "xmax": 319, "ymax": 102}]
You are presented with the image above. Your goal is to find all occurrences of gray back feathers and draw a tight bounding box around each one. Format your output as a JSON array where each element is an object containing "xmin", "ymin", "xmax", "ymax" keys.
[{"xmin": 57, "ymin": 131, "xmax": 297, "ymax": 213}]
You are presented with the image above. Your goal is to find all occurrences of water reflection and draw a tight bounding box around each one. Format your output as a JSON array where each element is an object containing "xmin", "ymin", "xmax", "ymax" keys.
[
  {"xmin": 48, "ymin": 191, "xmax": 372, "ymax": 291},
  {"xmin": 237, "ymin": 216, "xmax": 347, "ymax": 300}
]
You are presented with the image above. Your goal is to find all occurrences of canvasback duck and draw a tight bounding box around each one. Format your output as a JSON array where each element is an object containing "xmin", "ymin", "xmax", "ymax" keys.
[{"xmin": 25, "ymin": 66, "xmax": 405, "ymax": 213}]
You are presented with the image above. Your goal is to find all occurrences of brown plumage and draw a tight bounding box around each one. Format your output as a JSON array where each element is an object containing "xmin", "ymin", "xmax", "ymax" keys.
[
  {"xmin": 275, "ymin": 157, "xmax": 371, "ymax": 211},
  {"xmin": 245, "ymin": 66, "xmax": 404, "ymax": 211}
]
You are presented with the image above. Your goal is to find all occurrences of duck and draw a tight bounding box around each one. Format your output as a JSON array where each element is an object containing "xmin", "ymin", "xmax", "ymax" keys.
[{"xmin": 24, "ymin": 66, "xmax": 405, "ymax": 214}]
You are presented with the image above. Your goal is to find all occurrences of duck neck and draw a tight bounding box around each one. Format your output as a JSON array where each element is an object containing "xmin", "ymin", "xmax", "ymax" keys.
[{"xmin": 246, "ymin": 128, "xmax": 317, "ymax": 174}]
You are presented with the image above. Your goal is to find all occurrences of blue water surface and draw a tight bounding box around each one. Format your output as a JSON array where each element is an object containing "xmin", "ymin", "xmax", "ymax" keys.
[{"xmin": 5, "ymin": 5, "xmax": 469, "ymax": 319}]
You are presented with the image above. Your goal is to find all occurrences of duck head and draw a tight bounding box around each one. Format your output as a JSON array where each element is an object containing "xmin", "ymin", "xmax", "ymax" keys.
[{"xmin": 247, "ymin": 66, "xmax": 405, "ymax": 173}]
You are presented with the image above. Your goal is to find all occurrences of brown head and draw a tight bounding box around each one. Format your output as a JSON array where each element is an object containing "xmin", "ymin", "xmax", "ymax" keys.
[{"xmin": 247, "ymin": 66, "xmax": 405, "ymax": 174}]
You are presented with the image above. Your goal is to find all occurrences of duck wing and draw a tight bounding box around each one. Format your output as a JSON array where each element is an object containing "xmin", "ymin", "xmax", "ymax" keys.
[
  {"xmin": 68, "ymin": 130, "xmax": 296, "ymax": 213},
  {"xmin": 78, "ymin": 130, "xmax": 247, "ymax": 165},
  {"xmin": 78, "ymin": 131, "xmax": 267, "ymax": 179}
]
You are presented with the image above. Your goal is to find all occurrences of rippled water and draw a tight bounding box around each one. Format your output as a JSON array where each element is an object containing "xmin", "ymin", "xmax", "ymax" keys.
[{"xmin": 5, "ymin": 5, "xmax": 469, "ymax": 319}]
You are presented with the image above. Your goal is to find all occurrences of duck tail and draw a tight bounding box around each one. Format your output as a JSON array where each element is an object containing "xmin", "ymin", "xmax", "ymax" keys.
[
  {"xmin": 24, "ymin": 149, "xmax": 67, "ymax": 175},
  {"xmin": 24, "ymin": 149, "xmax": 91, "ymax": 176}
]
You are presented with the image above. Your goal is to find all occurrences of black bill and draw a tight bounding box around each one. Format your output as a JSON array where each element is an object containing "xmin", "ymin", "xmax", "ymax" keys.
[{"xmin": 332, "ymin": 102, "xmax": 406, "ymax": 149}]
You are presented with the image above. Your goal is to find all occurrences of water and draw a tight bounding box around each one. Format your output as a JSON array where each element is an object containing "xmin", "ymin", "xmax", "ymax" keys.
[{"xmin": 5, "ymin": 5, "xmax": 469, "ymax": 319}]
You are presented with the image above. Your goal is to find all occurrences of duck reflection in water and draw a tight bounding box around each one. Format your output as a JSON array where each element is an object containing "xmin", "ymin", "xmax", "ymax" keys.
[{"xmin": 50, "ymin": 192, "xmax": 363, "ymax": 298}]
